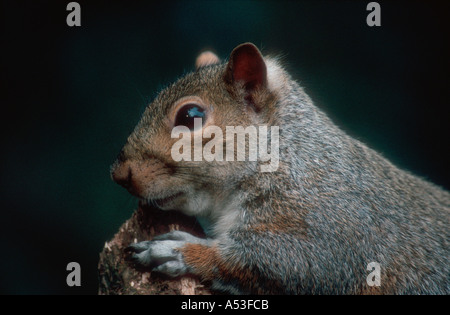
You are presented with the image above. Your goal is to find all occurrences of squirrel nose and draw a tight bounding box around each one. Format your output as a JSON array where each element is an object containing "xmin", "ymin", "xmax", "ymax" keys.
[{"xmin": 111, "ymin": 161, "xmax": 132, "ymax": 190}]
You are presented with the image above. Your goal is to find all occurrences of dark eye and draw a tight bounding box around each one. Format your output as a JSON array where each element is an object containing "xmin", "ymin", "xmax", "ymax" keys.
[{"xmin": 174, "ymin": 104, "xmax": 206, "ymax": 130}]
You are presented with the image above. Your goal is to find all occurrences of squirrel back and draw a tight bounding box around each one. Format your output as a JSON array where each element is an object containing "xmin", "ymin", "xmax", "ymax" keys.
[{"xmin": 112, "ymin": 43, "xmax": 449, "ymax": 294}]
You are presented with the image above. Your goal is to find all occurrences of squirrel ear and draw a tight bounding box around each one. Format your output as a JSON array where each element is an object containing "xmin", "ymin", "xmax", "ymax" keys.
[
  {"xmin": 195, "ymin": 51, "xmax": 220, "ymax": 69},
  {"xmin": 224, "ymin": 43, "xmax": 267, "ymax": 97}
]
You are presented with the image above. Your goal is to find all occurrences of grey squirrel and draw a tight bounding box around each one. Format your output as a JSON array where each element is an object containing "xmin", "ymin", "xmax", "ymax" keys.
[{"xmin": 111, "ymin": 43, "xmax": 449, "ymax": 294}]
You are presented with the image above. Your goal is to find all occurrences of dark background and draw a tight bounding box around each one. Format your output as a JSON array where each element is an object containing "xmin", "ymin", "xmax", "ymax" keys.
[{"xmin": 1, "ymin": 0, "xmax": 449, "ymax": 294}]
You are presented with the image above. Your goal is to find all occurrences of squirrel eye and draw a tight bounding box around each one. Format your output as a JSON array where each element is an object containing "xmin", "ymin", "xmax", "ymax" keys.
[{"xmin": 174, "ymin": 104, "xmax": 206, "ymax": 130}]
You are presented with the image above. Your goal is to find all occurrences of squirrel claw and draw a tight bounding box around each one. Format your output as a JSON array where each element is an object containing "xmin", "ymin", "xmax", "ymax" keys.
[{"xmin": 124, "ymin": 239, "xmax": 189, "ymax": 276}]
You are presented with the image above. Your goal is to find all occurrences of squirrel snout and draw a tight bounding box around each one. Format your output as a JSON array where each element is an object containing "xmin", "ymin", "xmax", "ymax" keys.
[
  {"xmin": 111, "ymin": 157, "xmax": 164, "ymax": 198},
  {"xmin": 111, "ymin": 161, "xmax": 133, "ymax": 191}
]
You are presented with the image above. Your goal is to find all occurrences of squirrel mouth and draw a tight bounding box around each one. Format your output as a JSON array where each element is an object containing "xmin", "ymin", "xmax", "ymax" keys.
[{"xmin": 152, "ymin": 192, "xmax": 184, "ymax": 208}]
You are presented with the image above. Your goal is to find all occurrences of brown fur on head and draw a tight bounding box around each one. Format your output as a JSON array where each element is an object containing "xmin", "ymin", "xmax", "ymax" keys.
[{"xmin": 111, "ymin": 43, "xmax": 283, "ymax": 217}]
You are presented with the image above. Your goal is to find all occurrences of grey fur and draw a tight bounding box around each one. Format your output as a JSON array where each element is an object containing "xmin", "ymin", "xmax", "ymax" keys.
[{"xmin": 116, "ymin": 44, "xmax": 449, "ymax": 294}]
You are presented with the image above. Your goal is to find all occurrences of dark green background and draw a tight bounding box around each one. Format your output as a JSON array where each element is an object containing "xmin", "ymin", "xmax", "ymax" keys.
[{"xmin": 1, "ymin": 0, "xmax": 449, "ymax": 294}]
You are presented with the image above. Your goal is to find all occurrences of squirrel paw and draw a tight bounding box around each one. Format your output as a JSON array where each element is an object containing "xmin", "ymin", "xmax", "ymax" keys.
[{"xmin": 126, "ymin": 231, "xmax": 208, "ymax": 277}]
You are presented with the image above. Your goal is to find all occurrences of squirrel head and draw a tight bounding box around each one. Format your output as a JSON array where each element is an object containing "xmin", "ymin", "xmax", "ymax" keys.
[{"xmin": 111, "ymin": 43, "xmax": 284, "ymax": 216}]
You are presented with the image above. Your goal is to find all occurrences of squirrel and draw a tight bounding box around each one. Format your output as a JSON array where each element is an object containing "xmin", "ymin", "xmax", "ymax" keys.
[{"xmin": 111, "ymin": 43, "xmax": 449, "ymax": 294}]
